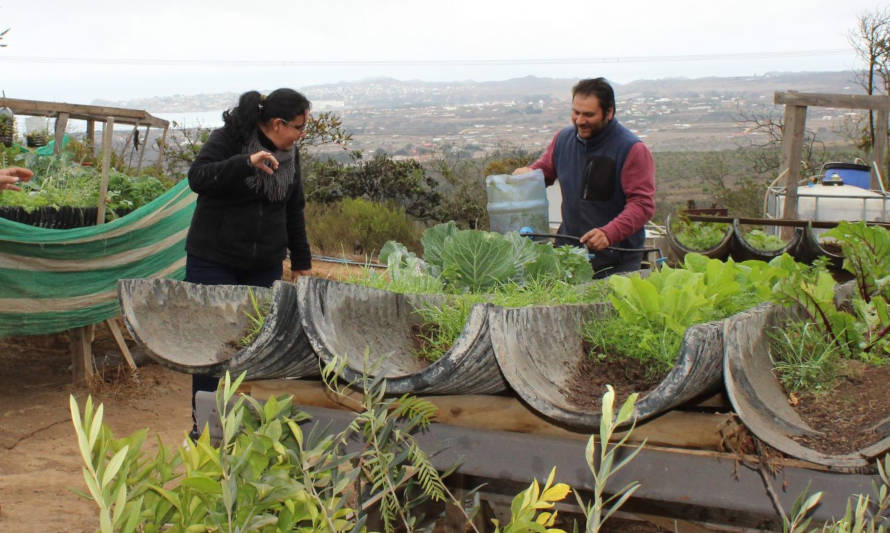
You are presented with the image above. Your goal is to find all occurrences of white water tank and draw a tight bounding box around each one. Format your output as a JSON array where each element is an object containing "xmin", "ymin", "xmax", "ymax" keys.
[{"xmin": 773, "ymin": 183, "xmax": 888, "ymax": 224}]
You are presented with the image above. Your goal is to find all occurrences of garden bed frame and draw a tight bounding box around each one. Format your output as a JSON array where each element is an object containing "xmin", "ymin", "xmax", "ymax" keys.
[{"xmin": 196, "ymin": 381, "xmax": 882, "ymax": 531}]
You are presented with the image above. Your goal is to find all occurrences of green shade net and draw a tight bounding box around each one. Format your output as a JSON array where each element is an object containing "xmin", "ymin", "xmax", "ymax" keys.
[{"xmin": 0, "ymin": 180, "xmax": 196, "ymax": 337}]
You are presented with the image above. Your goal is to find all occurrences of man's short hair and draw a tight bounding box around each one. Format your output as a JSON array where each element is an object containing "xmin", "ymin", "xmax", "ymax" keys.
[{"xmin": 572, "ymin": 78, "xmax": 615, "ymax": 115}]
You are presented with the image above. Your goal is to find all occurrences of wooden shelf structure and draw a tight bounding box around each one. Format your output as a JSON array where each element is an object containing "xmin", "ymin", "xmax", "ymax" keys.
[
  {"xmin": 0, "ymin": 98, "xmax": 170, "ymax": 383},
  {"xmin": 774, "ymin": 91, "xmax": 890, "ymax": 222}
]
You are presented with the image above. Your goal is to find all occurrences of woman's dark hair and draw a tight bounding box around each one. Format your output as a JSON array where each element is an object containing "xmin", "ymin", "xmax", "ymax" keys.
[
  {"xmin": 572, "ymin": 78, "xmax": 615, "ymax": 116},
  {"xmin": 222, "ymin": 88, "xmax": 311, "ymax": 141}
]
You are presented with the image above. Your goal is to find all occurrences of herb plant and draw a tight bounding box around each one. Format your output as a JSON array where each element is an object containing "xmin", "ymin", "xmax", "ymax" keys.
[{"xmin": 770, "ymin": 223, "xmax": 890, "ymax": 393}]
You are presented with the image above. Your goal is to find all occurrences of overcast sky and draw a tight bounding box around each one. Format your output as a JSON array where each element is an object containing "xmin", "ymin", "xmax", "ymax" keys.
[{"xmin": 0, "ymin": 0, "xmax": 882, "ymax": 103}]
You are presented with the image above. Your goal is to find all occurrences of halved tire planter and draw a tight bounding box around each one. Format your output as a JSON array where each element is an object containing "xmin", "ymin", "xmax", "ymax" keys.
[
  {"xmin": 723, "ymin": 302, "xmax": 889, "ymax": 471},
  {"xmin": 488, "ymin": 302, "xmax": 724, "ymax": 430},
  {"xmin": 729, "ymin": 219, "xmax": 802, "ymax": 262},
  {"xmin": 664, "ymin": 213, "xmax": 733, "ymax": 263},
  {"xmin": 118, "ymin": 279, "xmax": 318, "ymax": 379},
  {"xmin": 297, "ymin": 277, "xmax": 507, "ymax": 395}
]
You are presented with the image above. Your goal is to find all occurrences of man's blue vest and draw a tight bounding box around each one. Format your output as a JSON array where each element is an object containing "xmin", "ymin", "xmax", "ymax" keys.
[{"xmin": 552, "ymin": 118, "xmax": 645, "ymax": 251}]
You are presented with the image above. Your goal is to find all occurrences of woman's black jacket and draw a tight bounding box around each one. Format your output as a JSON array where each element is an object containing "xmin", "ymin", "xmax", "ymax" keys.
[{"xmin": 185, "ymin": 127, "xmax": 311, "ymax": 271}]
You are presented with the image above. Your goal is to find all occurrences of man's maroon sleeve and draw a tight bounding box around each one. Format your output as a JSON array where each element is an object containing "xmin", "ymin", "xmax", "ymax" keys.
[
  {"xmin": 529, "ymin": 133, "xmax": 559, "ymax": 186},
  {"xmin": 600, "ymin": 142, "xmax": 656, "ymax": 245}
]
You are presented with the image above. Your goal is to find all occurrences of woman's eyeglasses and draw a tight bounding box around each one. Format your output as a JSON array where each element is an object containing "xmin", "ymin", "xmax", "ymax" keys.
[{"xmin": 279, "ymin": 118, "xmax": 307, "ymax": 132}]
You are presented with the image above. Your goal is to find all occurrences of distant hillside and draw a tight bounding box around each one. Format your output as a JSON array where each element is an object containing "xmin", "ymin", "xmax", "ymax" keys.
[
  {"xmin": 91, "ymin": 71, "xmax": 864, "ymax": 113},
  {"xmin": 618, "ymin": 71, "xmax": 861, "ymax": 98}
]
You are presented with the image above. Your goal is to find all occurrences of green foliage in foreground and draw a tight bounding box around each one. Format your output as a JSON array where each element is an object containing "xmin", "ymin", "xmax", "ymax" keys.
[
  {"xmin": 70, "ymin": 367, "xmax": 458, "ymax": 533},
  {"xmin": 584, "ymin": 253, "xmax": 789, "ymax": 375},
  {"xmin": 71, "ymin": 371, "xmax": 650, "ymax": 533}
]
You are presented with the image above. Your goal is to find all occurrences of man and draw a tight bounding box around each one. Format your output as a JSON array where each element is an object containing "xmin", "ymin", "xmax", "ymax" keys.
[{"xmin": 515, "ymin": 77, "xmax": 655, "ymax": 277}]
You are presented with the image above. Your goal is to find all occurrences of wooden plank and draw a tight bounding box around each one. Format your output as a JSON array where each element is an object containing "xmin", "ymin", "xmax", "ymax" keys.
[
  {"xmin": 241, "ymin": 380, "xmax": 733, "ymax": 450},
  {"xmin": 105, "ymin": 318, "xmax": 137, "ymax": 371},
  {"xmin": 875, "ymin": 109, "xmax": 888, "ymax": 190},
  {"xmin": 0, "ymin": 97, "xmax": 168, "ymax": 128},
  {"xmin": 775, "ymin": 91, "xmax": 890, "ymax": 112},
  {"xmin": 96, "ymin": 117, "xmax": 114, "ymax": 224},
  {"xmin": 69, "ymin": 326, "xmax": 94, "ymax": 384},
  {"xmin": 686, "ymin": 215, "xmax": 890, "ymax": 229},
  {"xmin": 53, "ymin": 112, "xmax": 69, "ymax": 156},
  {"xmin": 780, "ymin": 104, "xmax": 807, "ymax": 238}
]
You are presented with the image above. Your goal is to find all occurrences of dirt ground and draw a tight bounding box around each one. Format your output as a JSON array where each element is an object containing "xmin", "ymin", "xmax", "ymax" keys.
[{"xmin": 0, "ymin": 259, "xmax": 672, "ymax": 533}]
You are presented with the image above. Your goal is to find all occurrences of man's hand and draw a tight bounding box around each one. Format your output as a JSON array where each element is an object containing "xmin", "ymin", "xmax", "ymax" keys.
[
  {"xmin": 292, "ymin": 269, "xmax": 311, "ymax": 277},
  {"xmin": 512, "ymin": 167, "xmax": 533, "ymax": 175},
  {"xmin": 580, "ymin": 228, "xmax": 610, "ymax": 251},
  {"xmin": 0, "ymin": 167, "xmax": 35, "ymax": 192}
]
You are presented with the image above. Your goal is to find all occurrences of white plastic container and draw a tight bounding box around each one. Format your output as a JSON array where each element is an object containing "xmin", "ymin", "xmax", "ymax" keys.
[
  {"xmin": 773, "ymin": 184, "xmax": 888, "ymax": 223},
  {"xmin": 485, "ymin": 170, "xmax": 550, "ymax": 234}
]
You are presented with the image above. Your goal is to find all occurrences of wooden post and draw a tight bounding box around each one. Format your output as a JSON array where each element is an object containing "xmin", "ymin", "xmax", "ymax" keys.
[
  {"xmin": 780, "ymin": 104, "xmax": 807, "ymax": 238},
  {"xmin": 136, "ymin": 125, "xmax": 151, "ymax": 171},
  {"xmin": 875, "ymin": 109, "xmax": 888, "ymax": 190},
  {"xmin": 97, "ymin": 116, "xmax": 114, "ymax": 225},
  {"xmin": 69, "ymin": 327, "xmax": 94, "ymax": 384},
  {"xmin": 53, "ymin": 112, "xmax": 69, "ymax": 155},
  {"xmin": 105, "ymin": 318, "xmax": 137, "ymax": 371},
  {"xmin": 124, "ymin": 125, "xmax": 138, "ymax": 168},
  {"xmin": 86, "ymin": 119, "xmax": 95, "ymax": 154},
  {"xmin": 156, "ymin": 126, "xmax": 168, "ymax": 171}
]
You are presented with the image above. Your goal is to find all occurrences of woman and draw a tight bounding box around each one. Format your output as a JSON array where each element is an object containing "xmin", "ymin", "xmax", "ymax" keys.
[{"xmin": 185, "ymin": 88, "xmax": 312, "ymax": 440}]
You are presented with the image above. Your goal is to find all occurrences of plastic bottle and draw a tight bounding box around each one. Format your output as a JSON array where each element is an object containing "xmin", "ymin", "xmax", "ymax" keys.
[{"xmin": 485, "ymin": 169, "xmax": 550, "ymax": 234}]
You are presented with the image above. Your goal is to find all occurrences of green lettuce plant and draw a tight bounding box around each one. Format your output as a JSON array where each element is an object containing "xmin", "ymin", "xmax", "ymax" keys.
[
  {"xmin": 586, "ymin": 253, "xmax": 787, "ymax": 374},
  {"xmin": 672, "ymin": 219, "xmax": 729, "ymax": 250}
]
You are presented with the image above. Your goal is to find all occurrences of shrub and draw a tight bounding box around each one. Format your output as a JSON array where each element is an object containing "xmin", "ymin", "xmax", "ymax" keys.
[
  {"xmin": 304, "ymin": 152, "xmax": 442, "ymax": 222},
  {"xmin": 305, "ymin": 197, "xmax": 424, "ymax": 257}
]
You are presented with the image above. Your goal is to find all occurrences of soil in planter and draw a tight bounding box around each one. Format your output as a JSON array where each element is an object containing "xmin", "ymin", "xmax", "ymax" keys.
[
  {"xmin": 784, "ymin": 360, "xmax": 890, "ymax": 455},
  {"xmin": 565, "ymin": 341, "xmax": 666, "ymax": 410}
]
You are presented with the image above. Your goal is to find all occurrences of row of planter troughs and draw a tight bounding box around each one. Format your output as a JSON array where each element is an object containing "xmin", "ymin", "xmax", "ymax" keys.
[
  {"xmin": 663, "ymin": 214, "xmax": 844, "ymax": 267},
  {"xmin": 118, "ymin": 277, "xmax": 887, "ymax": 471}
]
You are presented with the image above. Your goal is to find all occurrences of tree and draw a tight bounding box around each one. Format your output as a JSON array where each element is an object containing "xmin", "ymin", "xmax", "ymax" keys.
[
  {"xmin": 848, "ymin": 6, "xmax": 890, "ymax": 149},
  {"xmin": 735, "ymin": 107, "xmax": 825, "ymax": 177}
]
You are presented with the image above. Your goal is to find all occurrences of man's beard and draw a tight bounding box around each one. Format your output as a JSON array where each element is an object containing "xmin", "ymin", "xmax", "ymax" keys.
[{"xmin": 576, "ymin": 120, "xmax": 608, "ymax": 139}]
